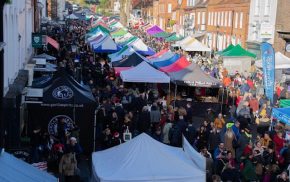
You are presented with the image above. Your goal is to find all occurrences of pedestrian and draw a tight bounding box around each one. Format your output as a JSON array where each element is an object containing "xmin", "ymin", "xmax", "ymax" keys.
[{"xmin": 59, "ymin": 151, "xmax": 78, "ymax": 182}]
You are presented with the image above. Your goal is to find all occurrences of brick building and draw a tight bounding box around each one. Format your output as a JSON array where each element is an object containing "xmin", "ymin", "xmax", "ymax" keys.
[
  {"xmin": 273, "ymin": 0, "xmax": 290, "ymax": 58},
  {"xmin": 157, "ymin": 0, "xmax": 179, "ymax": 31},
  {"xmin": 206, "ymin": 0, "xmax": 250, "ymax": 51}
]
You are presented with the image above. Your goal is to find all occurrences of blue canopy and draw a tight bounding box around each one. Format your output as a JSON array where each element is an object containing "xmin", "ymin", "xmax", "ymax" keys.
[
  {"xmin": 0, "ymin": 150, "xmax": 57, "ymax": 182},
  {"xmin": 272, "ymin": 108, "xmax": 290, "ymax": 126},
  {"xmin": 136, "ymin": 48, "xmax": 156, "ymax": 56},
  {"xmin": 153, "ymin": 54, "xmax": 181, "ymax": 68}
]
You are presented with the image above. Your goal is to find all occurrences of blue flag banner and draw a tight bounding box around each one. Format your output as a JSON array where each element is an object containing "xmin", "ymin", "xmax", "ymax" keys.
[{"xmin": 261, "ymin": 42, "xmax": 275, "ymax": 103}]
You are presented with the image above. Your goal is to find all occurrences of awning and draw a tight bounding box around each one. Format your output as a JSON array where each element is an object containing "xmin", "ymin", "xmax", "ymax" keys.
[
  {"xmin": 272, "ymin": 108, "xmax": 290, "ymax": 125},
  {"xmin": 181, "ymin": 38, "xmax": 211, "ymax": 52},
  {"xmin": 159, "ymin": 56, "xmax": 191, "ymax": 72},
  {"xmin": 120, "ymin": 62, "xmax": 170, "ymax": 83}
]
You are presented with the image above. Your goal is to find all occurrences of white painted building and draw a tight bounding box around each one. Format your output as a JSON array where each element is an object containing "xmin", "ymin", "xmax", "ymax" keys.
[
  {"xmin": 247, "ymin": 0, "xmax": 278, "ymax": 59},
  {"xmin": 113, "ymin": 0, "xmax": 121, "ymax": 15},
  {"xmin": 3, "ymin": 0, "xmax": 34, "ymax": 96},
  {"xmin": 57, "ymin": 0, "xmax": 66, "ymax": 20}
]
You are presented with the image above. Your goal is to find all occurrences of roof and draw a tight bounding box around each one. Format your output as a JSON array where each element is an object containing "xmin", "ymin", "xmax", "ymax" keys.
[
  {"xmin": 255, "ymin": 52, "xmax": 290, "ymax": 69},
  {"xmin": 165, "ymin": 34, "xmax": 184, "ymax": 42},
  {"xmin": 92, "ymin": 133, "xmax": 205, "ymax": 182},
  {"xmin": 272, "ymin": 108, "xmax": 290, "ymax": 126},
  {"xmin": 112, "ymin": 52, "xmax": 146, "ymax": 67},
  {"xmin": 120, "ymin": 62, "xmax": 170, "ymax": 83},
  {"xmin": 0, "ymin": 151, "xmax": 57, "ymax": 182},
  {"xmin": 168, "ymin": 63, "xmax": 221, "ymax": 87},
  {"xmin": 152, "ymin": 54, "xmax": 181, "ymax": 68},
  {"xmin": 159, "ymin": 56, "xmax": 191, "ymax": 72},
  {"xmin": 221, "ymin": 44, "xmax": 256, "ymax": 58}
]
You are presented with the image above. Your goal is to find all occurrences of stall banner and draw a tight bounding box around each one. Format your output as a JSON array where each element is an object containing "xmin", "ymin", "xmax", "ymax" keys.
[{"xmin": 261, "ymin": 42, "xmax": 275, "ymax": 103}]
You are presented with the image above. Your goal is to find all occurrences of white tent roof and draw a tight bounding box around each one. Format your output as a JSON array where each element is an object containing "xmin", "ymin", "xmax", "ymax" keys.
[
  {"xmin": 0, "ymin": 150, "xmax": 57, "ymax": 182},
  {"xmin": 172, "ymin": 36, "xmax": 193, "ymax": 47},
  {"xmin": 108, "ymin": 46, "xmax": 136, "ymax": 62},
  {"xmin": 111, "ymin": 22, "xmax": 124, "ymax": 29},
  {"xmin": 181, "ymin": 38, "xmax": 211, "ymax": 52},
  {"xmin": 92, "ymin": 133, "xmax": 205, "ymax": 182},
  {"xmin": 120, "ymin": 62, "xmax": 170, "ymax": 83},
  {"xmin": 92, "ymin": 36, "xmax": 118, "ymax": 50},
  {"xmin": 115, "ymin": 33, "xmax": 134, "ymax": 43},
  {"xmin": 128, "ymin": 38, "xmax": 149, "ymax": 52},
  {"xmin": 255, "ymin": 52, "xmax": 290, "ymax": 69}
]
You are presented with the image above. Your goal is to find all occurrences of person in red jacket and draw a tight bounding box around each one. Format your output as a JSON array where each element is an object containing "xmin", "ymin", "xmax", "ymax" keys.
[{"xmin": 273, "ymin": 131, "xmax": 286, "ymax": 156}]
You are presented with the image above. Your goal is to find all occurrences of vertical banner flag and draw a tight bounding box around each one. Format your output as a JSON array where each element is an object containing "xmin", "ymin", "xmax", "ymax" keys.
[{"xmin": 261, "ymin": 42, "xmax": 275, "ymax": 103}]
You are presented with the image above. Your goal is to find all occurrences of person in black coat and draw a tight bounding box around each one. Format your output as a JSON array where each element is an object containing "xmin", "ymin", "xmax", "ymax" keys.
[
  {"xmin": 185, "ymin": 102, "xmax": 193, "ymax": 123},
  {"xmin": 184, "ymin": 120, "xmax": 196, "ymax": 145},
  {"xmin": 208, "ymin": 128, "xmax": 221, "ymax": 155},
  {"xmin": 138, "ymin": 106, "xmax": 151, "ymax": 133}
]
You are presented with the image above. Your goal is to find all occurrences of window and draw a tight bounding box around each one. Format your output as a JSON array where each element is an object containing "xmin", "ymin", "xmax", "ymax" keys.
[
  {"xmin": 159, "ymin": 5, "xmax": 164, "ymax": 13},
  {"xmin": 202, "ymin": 12, "xmax": 206, "ymax": 25},
  {"xmin": 235, "ymin": 12, "xmax": 238, "ymax": 28},
  {"xmin": 254, "ymin": 0, "xmax": 259, "ymax": 16},
  {"xmin": 228, "ymin": 11, "xmax": 232, "ymax": 27},
  {"xmin": 172, "ymin": 12, "xmax": 176, "ymax": 20},
  {"xmin": 211, "ymin": 12, "xmax": 214, "ymax": 25},
  {"xmin": 214, "ymin": 12, "xmax": 217, "ymax": 26},
  {"xmin": 239, "ymin": 12, "xmax": 243, "ymax": 29},
  {"xmin": 168, "ymin": 4, "xmax": 172, "ymax": 13},
  {"xmin": 197, "ymin": 12, "xmax": 201, "ymax": 24},
  {"xmin": 221, "ymin": 11, "xmax": 224, "ymax": 26},
  {"xmin": 187, "ymin": 0, "xmax": 190, "ymax": 6},
  {"xmin": 217, "ymin": 12, "xmax": 220, "ymax": 26},
  {"xmin": 224, "ymin": 11, "xmax": 228, "ymax": 27},
  {"xmin": 208, "ymin": 12, "xmax": 211, "ymax": 25},
  {"xmin": 264, "ymin": 0, "xmax": 270, "ymax": 16}
]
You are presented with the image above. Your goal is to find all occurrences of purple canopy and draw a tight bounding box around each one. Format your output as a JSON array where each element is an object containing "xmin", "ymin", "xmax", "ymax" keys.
[{"xmin": 146, "ymin": 25, "xmax": 164, "ymax": 35}]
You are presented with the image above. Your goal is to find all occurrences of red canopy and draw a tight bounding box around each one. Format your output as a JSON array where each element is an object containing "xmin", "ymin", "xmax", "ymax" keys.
[
  {"xmin": 147, "ymin": 49, "xmax": 169, "ymax": 60},
  {"xmin": 114, "ymin": 67, "xmax": 132, "ymax": 76},
  {"xmin": 159, "ymin": 56, "xmax": 190, "ymax": 73}
]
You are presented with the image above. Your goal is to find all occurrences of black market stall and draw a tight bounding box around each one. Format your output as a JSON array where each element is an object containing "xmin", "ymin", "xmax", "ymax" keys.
[
  {"xmin": 25, "ymin": 69, "xmax": 97, "ymax": 153},
  {"xmin": 167, "ymin": 63, "xmax": 224, "ymax": 116}
]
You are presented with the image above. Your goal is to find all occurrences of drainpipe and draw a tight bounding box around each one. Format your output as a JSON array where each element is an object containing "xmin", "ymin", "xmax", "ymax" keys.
[{"xmin": 0, "ymin": 1, "xmax": 5, "ymax": 147}]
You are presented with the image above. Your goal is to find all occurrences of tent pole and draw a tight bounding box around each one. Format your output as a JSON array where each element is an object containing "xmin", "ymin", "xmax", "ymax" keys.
[
  {"xmin": 93, "ymin": 108, "xmax": 98, "ymax": 151},
  {"xmin": 168, "ymin": 83, "xmax": 170, "ymax": 105},
  {"xmin": 174, "ymin": 83, "xmax": 177, "ymax": 108},
  {"xmin": 221, "ymin": 87, "xmax": 224, "ymax": 114}
]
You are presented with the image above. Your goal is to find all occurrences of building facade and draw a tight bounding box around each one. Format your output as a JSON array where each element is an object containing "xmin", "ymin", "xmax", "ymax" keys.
[
  {"xmin": 182, "ymin": 0, "xmax": 208, "ymax": 42},
  {"xmin": 206, "ymin": 0, "xmax": 250, "ymax": 51},
  {"xmin": 247, "ymin": 0, "xmax": 278, "ymax": 59},
  {"xmin": 158, "ymin": 0, "xmax": 178, "ymax": 32},
  {"xmin": 273, "ymin": 0, "xmax": 290, "ymax": 58},
  {"xmin": 3, "ymin": 0, "xmax": 34, "ymax": 96}
]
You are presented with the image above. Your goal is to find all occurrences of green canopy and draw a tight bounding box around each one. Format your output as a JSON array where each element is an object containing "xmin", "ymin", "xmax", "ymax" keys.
[
  {"xmin": 89, "ymin": 25, "xmax": 110, "ymax": 35},
  {"xmin": 165, "ymin": 34, "xmax": 184, "ymax": 42},
  {"xmin": 152, "ymin": 32, "xmax": 172, "ymax": 38},
  {"xmin": 119, "ymin": 36, "xmax": 138, "ymax": 46},
  {"xmin": 221, "ymin": 44, "xmax": 256, "ymax": 58},
  {"xmin": 279, "ymin": 99, "xmax": 290, "ymax": 108},
  {"xmin": 109, "ymin": 21, "xmax": 118, "ymax": 27},
  {"xmin": 111, "ymin": 28, "xmax": 128, "ymax": 38},
  {"xmin": 218, "ymin": 44, "xmax": 234, "ymax": 54}
]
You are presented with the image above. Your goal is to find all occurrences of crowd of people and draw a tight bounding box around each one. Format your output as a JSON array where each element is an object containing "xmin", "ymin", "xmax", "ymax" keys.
[{"xmin": 28, "ymin": 16, "xmax": 290, "ymax": 182}]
